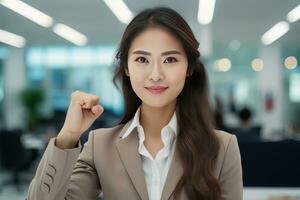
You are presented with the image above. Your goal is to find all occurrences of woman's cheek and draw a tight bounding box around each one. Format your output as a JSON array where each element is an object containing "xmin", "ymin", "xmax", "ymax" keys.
[
  {"xmin": 169, "ymin": 68, "xmax": 187, "ymax": 84},
  {"xmin": 170, "ymin": 70, "xmax": 187, "ymax": 92},
  {"xmin": 130, "ymin": 76, "xmax": 145, "ymax": 97}
]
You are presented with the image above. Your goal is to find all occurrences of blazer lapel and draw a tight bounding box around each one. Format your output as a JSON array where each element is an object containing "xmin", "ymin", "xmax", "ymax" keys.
[
  {"xmin": 161, "ymin": 142, "xmax": 184, "ymax": 200},
  {"xmin": 115, "ymin": 122, "xmax": 149, "ymax": 200}
]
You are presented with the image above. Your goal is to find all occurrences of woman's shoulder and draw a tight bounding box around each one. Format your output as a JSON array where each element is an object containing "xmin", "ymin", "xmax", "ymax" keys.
[
  {"xmin": 91, "ymin": 123, "xmax": 126, "ymax": 143},
  {"xmin": 213, "ymin": 130, "xmax": 241, "ymax": 176},
  {"xmin": 214, "ymin": 129, "xmax": 238, "ymax": 152}
]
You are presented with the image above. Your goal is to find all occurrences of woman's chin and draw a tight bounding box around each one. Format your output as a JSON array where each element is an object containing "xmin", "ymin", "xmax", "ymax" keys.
[{"xmin": 141, "ymin": 98, "xmax": 176, "ymax": 109}]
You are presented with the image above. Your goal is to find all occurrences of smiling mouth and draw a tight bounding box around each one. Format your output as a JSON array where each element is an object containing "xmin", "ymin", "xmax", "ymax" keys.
[{"xmin": 145, "ymin": 87, "xmax": 168, "ymax": 94}]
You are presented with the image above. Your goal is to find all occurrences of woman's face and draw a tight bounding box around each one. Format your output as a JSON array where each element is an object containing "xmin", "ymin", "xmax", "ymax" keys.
[{"xmin": 126, "ymin": 27, "xmax": 189, "ymax": 108}]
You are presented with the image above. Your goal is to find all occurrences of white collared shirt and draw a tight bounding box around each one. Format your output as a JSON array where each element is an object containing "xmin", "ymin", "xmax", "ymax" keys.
[{"xmin": 122, "ymin": 106, "xmax": 178, "ymax": 200}]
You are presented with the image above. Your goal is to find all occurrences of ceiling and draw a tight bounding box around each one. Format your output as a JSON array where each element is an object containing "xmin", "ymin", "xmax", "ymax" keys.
[{"xmin": 0, "ymin": 0, "xmax": 299, "ymax": 48}]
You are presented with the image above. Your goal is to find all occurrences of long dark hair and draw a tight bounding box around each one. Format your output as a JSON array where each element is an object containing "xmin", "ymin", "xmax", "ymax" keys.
[{"xmin": 113, "ymin": 7, "xmax": 221, "ymax": 200}]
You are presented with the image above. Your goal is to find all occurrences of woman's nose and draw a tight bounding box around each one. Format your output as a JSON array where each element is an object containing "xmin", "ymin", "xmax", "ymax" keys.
[{"xmin": 148, "ymin": 62, "xmax": 164, "ymax": 81}]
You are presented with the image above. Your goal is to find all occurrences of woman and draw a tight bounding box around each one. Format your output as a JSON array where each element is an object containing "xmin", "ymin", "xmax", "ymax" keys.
[{"xmin": 27, "ymin": 7, "xmax": 243, "ymax": 200}]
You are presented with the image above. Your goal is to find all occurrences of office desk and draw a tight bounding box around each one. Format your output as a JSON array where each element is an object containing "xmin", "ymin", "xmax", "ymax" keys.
[{"xmin": 239, "ymin": 139, "xmax": 300, "ymax": 187}]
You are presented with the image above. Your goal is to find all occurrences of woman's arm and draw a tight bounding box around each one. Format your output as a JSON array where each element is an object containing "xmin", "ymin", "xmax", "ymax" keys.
[
  {"xmin": 27, "ymin": 131, "xmax": 101, "ymax": 200},
  {"xmin": 219, "ymin": 135, "xmax": 243, "ymax": 200}
]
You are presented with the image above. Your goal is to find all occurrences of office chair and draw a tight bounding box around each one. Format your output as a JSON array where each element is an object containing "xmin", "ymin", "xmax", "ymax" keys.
[{"xmin": 0, "ymin": 129, "xmax": 32, "ymax": 192}]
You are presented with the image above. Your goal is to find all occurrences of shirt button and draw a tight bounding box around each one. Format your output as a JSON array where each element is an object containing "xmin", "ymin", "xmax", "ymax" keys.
[{"xmin": 153, "ymin": 180, "xmax": 158, "ymax": 186}]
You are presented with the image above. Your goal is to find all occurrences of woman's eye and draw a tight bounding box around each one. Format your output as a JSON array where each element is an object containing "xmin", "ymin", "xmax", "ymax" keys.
[
  {"xmin": 164, "ymin": 57, "xmax": 178, "ymax": 63},
  {"xmin": 135, "ymin": 57, "xmax": 148, "ymax": 63}
]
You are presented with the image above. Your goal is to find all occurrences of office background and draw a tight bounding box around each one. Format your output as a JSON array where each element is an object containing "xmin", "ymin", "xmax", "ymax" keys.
[{"xmin": 0, "ymin": 0, "xmax": 300, "ymax": 200}]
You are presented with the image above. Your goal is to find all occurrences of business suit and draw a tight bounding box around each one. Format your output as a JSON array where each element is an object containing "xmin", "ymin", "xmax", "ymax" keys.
[{"xmin": 27, "ymin": 119, "xmax": 243, "ymax": 200}]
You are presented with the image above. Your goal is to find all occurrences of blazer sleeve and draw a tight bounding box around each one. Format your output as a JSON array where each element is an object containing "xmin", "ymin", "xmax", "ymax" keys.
[
  {"xmin": 27, "ymin": 130, "xmax": 101, "ymax": 200},
  {"xmin": 219, "ymin": 135, "xmax": 243, "ymax": 200}
]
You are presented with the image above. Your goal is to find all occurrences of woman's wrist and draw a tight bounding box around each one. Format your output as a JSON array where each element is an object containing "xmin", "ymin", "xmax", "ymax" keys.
[{"xmin": 56, "ymin": 130, "xmax": 80, "ymax": 149}]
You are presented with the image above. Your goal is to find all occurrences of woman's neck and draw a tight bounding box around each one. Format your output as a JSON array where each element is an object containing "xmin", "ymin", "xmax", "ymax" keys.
[{"xmin": 140, "ymin": 101, "xmax": 176, "ymax": 139}]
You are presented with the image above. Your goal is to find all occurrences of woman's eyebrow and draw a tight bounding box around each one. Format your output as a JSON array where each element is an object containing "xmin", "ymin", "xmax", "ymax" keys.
[
  {"xmin": 161, "ymin": 50, "xmax": 182, "ymax": 56},
  {"xmin": 132, "ymin": 50, "xmax": 151, "ymax": 55},
  {"xmin": 132, "ymin": 50, "xmax": 182, "ymax": 56}
]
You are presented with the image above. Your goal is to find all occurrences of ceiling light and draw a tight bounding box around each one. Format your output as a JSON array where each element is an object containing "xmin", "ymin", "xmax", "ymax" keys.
[
  {"xmin": 261, "ymin": 21, "xmax": 289, "ymax": 45},
  {"xmin": 53, "ymin": 24, "xmax": 88, "ymax": 46},
  {"xmin": 0, "ymin": 29, "xmax": 26, "ymax": 48},
  {"xmin": 284, "ymin": 56, "xmax": 298, "ymax": 69},
  {"xmin": 103, "ymin": 0, "xmax": 133, "ymax": 24},
  {"xmin": 215, "ymin": 58, "xmax": 231, "ymax": 72},
  {"xmin": 251, "ymin": 58, "xmax": 264, "ymax": 71},
  {"xmin": 0, "ymin": 0, "xmax": 53, "ymax": 27},
  {"xmin": 198, "ymin": 0, "xmax": 216, "ymax": 25},
  {"xmin": 287, "ymin": 4, "xmax": 300, "ymax": 23},
  {"xmin": 229, "ymin": 40, "xmax": 241, "ymax": 51}
]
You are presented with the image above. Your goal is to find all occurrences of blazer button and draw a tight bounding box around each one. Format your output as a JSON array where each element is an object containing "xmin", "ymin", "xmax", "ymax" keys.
[
  {"xmin": 43, "ymin": 173, "xmax": 54, "ymax": 185},
  {"xmin": 41, "ymin": 182, "xmax": 50, "ymax": 193},
  {"xmin": 47, "ymin": 164, "xmax": 56, "ymax": 176}
]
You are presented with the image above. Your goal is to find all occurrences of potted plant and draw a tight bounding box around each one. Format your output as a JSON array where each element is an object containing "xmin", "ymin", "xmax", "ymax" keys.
[{"xmin": 20, "ymin": 88, "xmax": 44, "ymax": 131}]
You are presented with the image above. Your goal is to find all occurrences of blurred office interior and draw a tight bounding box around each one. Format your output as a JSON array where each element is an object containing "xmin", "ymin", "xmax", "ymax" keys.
[{"xmin": 0, "ymin": 0, "xmax": 300, "ymax": 199}]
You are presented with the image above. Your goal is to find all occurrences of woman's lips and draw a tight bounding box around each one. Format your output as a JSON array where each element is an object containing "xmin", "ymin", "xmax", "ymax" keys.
[{"xmin": 145, "ymin": 86, "xmax": 168, "ymax": 94}]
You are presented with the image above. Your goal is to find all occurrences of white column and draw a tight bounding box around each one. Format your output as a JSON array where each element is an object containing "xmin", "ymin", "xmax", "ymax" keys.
[
  {"xmin": 258, "ymin": 45, "xmax": 284, "ymax": 138},
  {"xmin": 195, "ymin": 25, "xmax": 212, "ymax": 58},
  {"xmin": 3, "ymin": 48, "xmax": 26, "ymax": 129}
]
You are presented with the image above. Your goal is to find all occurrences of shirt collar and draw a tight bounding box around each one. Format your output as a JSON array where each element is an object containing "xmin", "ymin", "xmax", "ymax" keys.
[{"xmin": 122, "ymin": 106, "xmax": 178, "ymax": 139}]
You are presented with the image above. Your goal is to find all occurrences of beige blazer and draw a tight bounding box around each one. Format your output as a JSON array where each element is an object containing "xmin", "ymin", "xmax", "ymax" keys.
[{"xmin": 27, "ymin": 120, "xmax": 243, "ymax": 200}]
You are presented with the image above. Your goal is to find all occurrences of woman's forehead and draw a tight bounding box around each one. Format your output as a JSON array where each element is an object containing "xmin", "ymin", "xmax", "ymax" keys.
[{"xmin": 128, "ymin": 27, "xmax": 185, "ymax": 55}]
